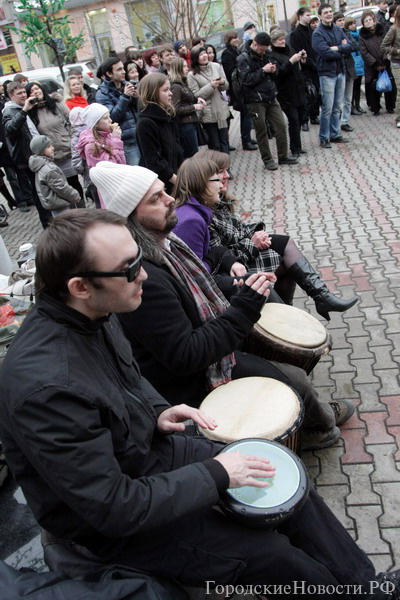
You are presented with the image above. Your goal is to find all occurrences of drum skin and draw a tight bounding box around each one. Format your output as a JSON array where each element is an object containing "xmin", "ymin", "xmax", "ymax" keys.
[{"xmin": 218, "ymin": 438, "xmax": 310, "ymax": 528}]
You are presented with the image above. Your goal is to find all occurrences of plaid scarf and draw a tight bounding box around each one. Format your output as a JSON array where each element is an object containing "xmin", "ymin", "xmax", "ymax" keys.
[{"xmin": 163, "ymin": 233, "xmax": 236, "ymax": 390}]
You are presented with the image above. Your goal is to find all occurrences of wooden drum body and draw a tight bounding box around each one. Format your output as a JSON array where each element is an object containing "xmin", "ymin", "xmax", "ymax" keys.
[
  {"xmin": 244, "ymin": 304, "xmax": 332, "ymax": 374},
  {"xmin": 198, "ymin": 377, "xmax": 304, "ymax": 453}
]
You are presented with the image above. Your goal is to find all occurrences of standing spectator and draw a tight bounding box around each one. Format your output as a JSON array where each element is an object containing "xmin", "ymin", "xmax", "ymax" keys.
[
  {"xmin": 187, "ymin": 45, "xmax": 230, "ymax": 155},
  {"xmin": 125, "ymin": 52, "xmax": 146, "ymax": 79},
  {"xmin": 205, "ymin": 44, "xmax": 218, "ymax": 63},
  {"xmin": 290, "ymin": 7, "xmax": 321, "ymax": 128},
  {"xmin": 174, "ymin": 41, "xmax": 191, "ymax": 67},
  {"xmin": 270, "ymin": 29, "xmax": 308, "ymax": 158},
  {"xmin": 333, "ymin": 12, "xmax": 358, "ymax": 132},
  {"xmin": 157, "ymin": 45, "xmax": 176, "ymax": 76},
  {"xmin": 0, "ymin": 82, "xmax": 21, "ymax": 210},
  {"xmin": 243, "ymin": 22, "xmax": 257, "ymax": 43},
  {"xmin": 359, "ymin": 10, "xmax": 396, "ymax": 115},
  {"xmin": 124, "ymin": 62, "xmax": 140, "ymax": 87},
  {"xmin": 143, "ymin": 49, "xmax": 160, "ymax": 72},
  {"xmin": 12, "ymin": 73, "xmax": 28, "ymax": 87},
  {"xmin": 67, "ymin": 68, "xmax": 96, "ymax": 103},
  {"xmin": 376, "ymin": 0, "xmax": 391, "ymax": 33},
  {"xmin": 310, "ymin": 16, "xmax": 320, "ymax": 31},
  {"xmin": 345, "ymin": 16, "xmax": 367, "ymax": 114},
  {"xmin": 64, "ymin": 75, "xmax": 88, "ymax": 110},
  {"xmin": 95, "ymin": 57, "xmax": 140, "ymax": 165},
  {"xmin": 381, "ymin": 5, "xmax": 400, "ymax": 127},
  {"xmin": 26, "ymin": 82, "xmax": 85, "ymax": 206},
  {"xmin": 221, "ymin": 30, "xmax": 258, "ymax": 151},
  {"xmin": 169, "ymin": 57, "xmax": 205, "ymax": 158},
  {"xmin": 136, "ymin": 73, "xmax": 183, "ymax": 193},
  {"xmin": 2, "ymin": 82, "xmax": 51, "ymax": 226},
  {"xmin": 236, "ymin": 32, "xmax": 298, "ymax": 170},
  {"xmin": 312, "ymin": 3, "xmax": 353, "ymax": 148}
]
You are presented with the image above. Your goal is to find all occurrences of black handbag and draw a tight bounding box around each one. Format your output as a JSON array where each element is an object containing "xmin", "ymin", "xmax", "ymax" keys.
[
  {"xmin": 305, "ymin": 79, "xmax": 319, "ymax": 105},
  {"xmin": 197, "ymin": 122, "xmax": 209, "ymax": 146}
]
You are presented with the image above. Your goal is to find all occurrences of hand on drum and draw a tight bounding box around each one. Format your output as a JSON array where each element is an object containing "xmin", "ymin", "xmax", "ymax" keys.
[
  {"xmin": 157, "ymin": 404, "xmax": 218, "ymax": 434},
  {"xmin": 251, "ymin": 231, "xmax": 272, "ymax": 250},
  {"xmin": 244, "ymin": 272, "xmax": 276, "ymax": 297},
  {"xmin": 214, "ymin": 451, "xmax": 276, "ymax": 488}
]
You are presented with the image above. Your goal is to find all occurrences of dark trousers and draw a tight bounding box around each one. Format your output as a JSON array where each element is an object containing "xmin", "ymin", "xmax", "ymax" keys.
[
  {"xmin": 367, "ymin": 71, "xmax": 396, "ymax": 113},
  {"xmin": 178, "ymin": 122, "xmax": 199, "ymax": 158},
  {"xmin": 3, "ymin": 166, "xmax": 24, "ymax": 206},
  {"xmin": 16, "ymin": 168, "xmax": 51, "ymax": 228},
  {"xmin": 240, "ymin": 104, "xmax": 253, "ymax": 145},
  {"xmin": 352, "ymin": 75, "xmax": 363, "ymax": 108},
  {"xmin": 93, "ymin": 434, "xmax": 385, "ymax": 599},
  {"xmin": 283, "ymin": 105, "xmax": 306, "ymax": 153},
  {"xmin": 67, "ymin": 174, "xmax": 85, "ymax": 208},
  {"xmin": 202, "ymin": 123, "xmax": 229, "ymax": 154},
  {"xmin": 248, "ymin": 100, "xmax": 288, "ymax": 162}
]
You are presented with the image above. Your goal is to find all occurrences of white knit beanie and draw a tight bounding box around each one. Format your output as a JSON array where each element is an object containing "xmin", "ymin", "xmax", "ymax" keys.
[
  {"xmin": 89, "ymin": 162, "xmax": 158, "ymax": 217},
  {"xmin": 81, "ymin": 103, "xmax": 109, "ymax": 129}
]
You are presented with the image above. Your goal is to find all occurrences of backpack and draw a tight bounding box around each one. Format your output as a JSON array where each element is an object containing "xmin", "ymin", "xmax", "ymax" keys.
[{"xmin": 231, "ymin": 67, "xmax": 244, "ymax": 104}]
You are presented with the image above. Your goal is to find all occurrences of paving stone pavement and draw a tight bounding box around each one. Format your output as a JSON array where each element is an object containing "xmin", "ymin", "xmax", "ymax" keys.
[{"xmin": 0, "ymin": 107, "xmax": 399, "ymax": 592}]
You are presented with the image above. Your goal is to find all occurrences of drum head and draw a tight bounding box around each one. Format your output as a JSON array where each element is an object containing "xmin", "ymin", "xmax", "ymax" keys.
[
  {"xmin": 199, "ymin": 377, "xmax": 301, "ymax": 443},
  {"xmin": 257, "ymin": 304, "xmax": 327, "ymax": 348},
  {"xmin": 219, "ymin": 439, "xmax": 309, "ymax": 527}
]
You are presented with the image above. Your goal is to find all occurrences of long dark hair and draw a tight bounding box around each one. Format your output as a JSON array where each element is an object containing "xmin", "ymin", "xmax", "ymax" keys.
[
  {"xmin": 190, "ymin": 46, "xmax": 208, "ymax": 75},
  {"xmin": 25, "ymin": 81, "xmax": 58, "ymax": 126}
]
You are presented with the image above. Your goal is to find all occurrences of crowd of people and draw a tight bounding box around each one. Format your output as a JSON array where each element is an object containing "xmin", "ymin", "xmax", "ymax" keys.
[{"xmin": 1, "ymin": 3, "xmax": 400, "ymax": 598}]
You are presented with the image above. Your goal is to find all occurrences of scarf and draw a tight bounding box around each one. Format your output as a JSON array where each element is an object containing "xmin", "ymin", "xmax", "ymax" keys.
[{"xmin": 163, "ymin": 233, "xmax": 236, "ymax": 390}]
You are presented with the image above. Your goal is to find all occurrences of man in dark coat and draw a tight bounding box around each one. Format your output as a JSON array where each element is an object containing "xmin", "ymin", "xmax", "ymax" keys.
[
  {"xmin": 1, "ymin": 207, "xmax": 399, "ymax": 598},
  {"xmin": 376, "ymin": 0, "xmax": 391, "ymax": 32}
]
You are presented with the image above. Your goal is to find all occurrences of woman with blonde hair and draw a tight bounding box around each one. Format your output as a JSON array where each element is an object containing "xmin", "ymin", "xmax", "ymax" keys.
[
  {"xmin": 381, "ymin": 5, "xmax": 400, "ymax": 126},
  {"xmin": 136, "ymin": 73, "xmax": 183, "ymax": 192},
  {"xmin": 63, "ymin": 75, "xmax": 88, "ymax": 110}
]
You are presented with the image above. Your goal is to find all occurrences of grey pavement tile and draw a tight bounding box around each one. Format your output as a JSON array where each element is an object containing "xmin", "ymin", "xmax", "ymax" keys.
[
  {"xmin": 347, "ymin": 505, "xmax": 390, "ymax": 554},
  {"xmin": 314, "ymin": 446, "xmax": 348, "ymax": 486},
  {"xmin": 358, "ymin": 307, "xmax": 386, "ymax": 326},
  {"xmin": 317, "ymin": 484, "xmax": 353, "ymax": 529},
  {"xmin": 357, "ymin": 383, "xmax": 387, "ymax": 413},
  {"xmin": 343, "ymin": 464, "xmax": 381, "ymax": 505},
  {"xmin": 367, "ymin": 554, "xmax": 394, "ymax": 574},
  {"xmin": 367, "ymin": 325, "xmax": 394, "ymax": 347},
  {"xmin": 368, "ymin": 445, "xmax": 400, "ymax": 484},
  {"xmin": 384, "ymin": 314, "xmax": 400, "ymax": 334},
  {"xmin": 381, "ymin": 530, "xmax": 400, "ymax": 573},
  {"xmin": 374, "ymin": 369, "xmax": 400, "ymax": 396},
  {"xmin": 370, "ymin": 346, "xmax": 398, "ymax": 371},
  {"xmin": 349, "ymin": 337, "xmax": 374, "ymax": 360},
  {"xmin": 328, "ymin": 327, "xmax": 352, "ymax": 350},
  {"xmin": 374, "ymin": 482, "xmax": 400, "ymax": 528},
  {"xmin": 351, "ymin": 359, "xmax": 380, "ymax": 385},
  {"xmin": 330, "ymin": 349, "xmax": 355, "ymax": 373},
  {"xmin": 345, "ymin": 316, "xmax": 369, "ymax": 338},
  {"xmin": 358, "ymin": 291, "xmax": 379, "ymax": 308}
]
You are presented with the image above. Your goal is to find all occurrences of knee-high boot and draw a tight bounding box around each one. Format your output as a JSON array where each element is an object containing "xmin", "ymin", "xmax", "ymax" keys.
[{"xmin": 286, "ymin": 257, "xmax": 358, "ymax": 320}]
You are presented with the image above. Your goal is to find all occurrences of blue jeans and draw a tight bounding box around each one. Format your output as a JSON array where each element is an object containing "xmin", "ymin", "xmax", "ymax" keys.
[
  {"xmin": 341, "ymin": 76, "xmax": 354, "ymax": 125},
  {"xmin": 123, "ymin": 142, "xmax": 140, "ymax": 166},
  {"xmin": 319, "ymin": 73, "xmax": 346, "ymax": 141}
]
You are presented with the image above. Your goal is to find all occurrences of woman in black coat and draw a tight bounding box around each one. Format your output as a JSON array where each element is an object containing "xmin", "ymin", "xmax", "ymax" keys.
[
  {"xmin": 269, "ymin": 29, "xmax": 308, "ymax": 157},
  {"xmin": 136, "ymin": 73, "xmax": 183, "ymax": 193},
  {"xmin": 359, "ymin": 10, "xmax": 396, "ymax": 115}
]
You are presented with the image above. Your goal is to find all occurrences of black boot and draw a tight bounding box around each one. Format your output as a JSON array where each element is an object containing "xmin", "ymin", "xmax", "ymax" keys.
[{"xmin": 286, "ymin": 257, "xmax": 358, "ymax": 320}]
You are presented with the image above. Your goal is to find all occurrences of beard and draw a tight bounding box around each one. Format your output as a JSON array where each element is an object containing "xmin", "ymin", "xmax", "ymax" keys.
[{"xmin": 137, "ymin": 207, "xmax": 178, "ymax": 237}]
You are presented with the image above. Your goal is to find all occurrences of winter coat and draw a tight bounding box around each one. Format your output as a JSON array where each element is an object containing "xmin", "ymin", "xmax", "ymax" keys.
[
  {"xmin": 236, "ymin": 45, "xmax": 278, "ymax": 104},
  {"xmin": 0, "ymin": 96, "xmax": 16, "ymax": 168},
  {"xmin": 65, "ymin": 95, "xmax": 88, "ymax": 110},
  {"xmin": 32, "ymin": 98, "xmax": 72, "ymax": 162},
  {"xmin": 0, "ymin": 294, "xmax": 227, "ymax": 551},
  {"xmin": 376, "ymin": 9, "xmax": 391, "ymax": 34},
  {"xmin": 117, "ymin": 242, "xmax": 266, "ymax": 407},
  {"xmin": 187, "ymin": 63, "xmax": 230, "ymax": 126},
  {"xmin": 341, "ymin": 29, "xmax": 357, "ymax": 79},
  {"xmin": 359, "ymin": 23, "xmax": 390, "ymax": 83},
  {"xmin": 28, "ymin": 155, "xmax": 80, "ymax": 210},
  {"xmin": 170, "ymin": 80, "xmax": 199, "ymax": 124},
  {"xmin": 269, "ymin": 45, "xmax": 307, "ymax": 109},
  {"xmin": 136, "ymin": 103, "xmax": 183, "ymax": 188},
  {"xmin": 312, "ymin": 23, "xmax": 353, "ymax": 77},
  {"xmin": 95, "ymin": 80, "xmax": 137, "ymax": 143},
  {"xmin": 2, "ymin": 102, "xmax": 36, "ymax": 167},
  {"xmin": 221, "ymin": 44, "xmax": 243, "ymax": 109},
  {"xmin": 76, "ymin": 128, "xmax": 126, "ymax": 169},
  {"xmin": 381, "ymin": 25, "xmax": 400, "ymax": 64},
  {"xmin": 348, "ymin": 29, "xmax": 365, "ymax": 76},
  {"xmin": 290, "ymin": 24, "xmax": 319, "ymax": 76}
]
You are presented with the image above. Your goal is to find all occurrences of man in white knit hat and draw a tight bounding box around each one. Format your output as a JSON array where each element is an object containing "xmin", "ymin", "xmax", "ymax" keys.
[{"xmin": 89, "ymin": 161, "xmax": 356, "ymax": 452}]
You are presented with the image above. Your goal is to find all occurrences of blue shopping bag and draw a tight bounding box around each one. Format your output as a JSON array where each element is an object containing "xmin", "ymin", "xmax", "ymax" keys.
[{"xmin": 376, "ymin": 69, "xmax": 392, "ymax": 93}]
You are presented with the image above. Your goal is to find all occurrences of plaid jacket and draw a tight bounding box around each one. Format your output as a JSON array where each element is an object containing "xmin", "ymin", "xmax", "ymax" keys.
[{"xmin": 209, "ymin": 199, "xmax": 281, "ymax": 273}]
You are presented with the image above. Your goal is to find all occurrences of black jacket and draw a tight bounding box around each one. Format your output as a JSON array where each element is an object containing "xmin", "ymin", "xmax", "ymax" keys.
[
  {"xmin": 376, "ymin": 9, "xmax": 391, "ymax": 34},
  {"xmin": 136, "ymin": 103, "xmax": 183, "ymax": 190},
  {"xmin": 359, "ymin": 23, "xmax": 390, "ymax": 83},
  {"xmin": 221, "ymin": 43, "xmax": 243, "ymax": 109},
  {"xmin": 0, "ymin": 295, "xmax": 227, "ymax": 552},
  {"xmin": 269, "ymin": 46, "xmax": 307, "ymax": 109},
  {"xmin": 0, "ymin": 96, "xmax": 15, "ymax": 168},
  {"xmin": 118, "ymin": 247, "xmax": 266, "ymax": 407},
  {"xmin": 290, "ymin": 24, "xmax": 319, "ymax": 78},
  {"xmin": 2, "ymin": 102, "xmax": 33, "ymax": 168},
  {"xmin": 236, "ymin": 45, "xmax": 278, "ymax": 104}
]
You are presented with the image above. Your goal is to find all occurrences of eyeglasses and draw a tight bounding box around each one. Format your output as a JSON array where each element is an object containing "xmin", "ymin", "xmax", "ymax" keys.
[
  {"xmin": 66, "ymin": 247, "xmax": 143, "ymax": 283},
  {"xmin": 208, "ymin": 178, "xmax": 221, "ymax": 182}
]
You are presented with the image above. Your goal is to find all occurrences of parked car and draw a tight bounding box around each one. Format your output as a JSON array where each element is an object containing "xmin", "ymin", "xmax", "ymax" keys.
[
  {"xmin": 345, "ymin": 5, "xmax": 379, "ymax": 27},
  {"xmin": 63, "ymin": 60, "xmax": 98, "ymax": 85}
]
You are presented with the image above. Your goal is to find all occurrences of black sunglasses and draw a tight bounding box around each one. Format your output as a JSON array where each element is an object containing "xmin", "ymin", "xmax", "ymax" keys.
[{"xmin": 66, "ymin": 247, "xmax": 143, "ymax": 283}]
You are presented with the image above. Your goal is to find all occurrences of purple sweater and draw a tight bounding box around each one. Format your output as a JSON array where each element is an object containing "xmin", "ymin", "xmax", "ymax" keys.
[{"xmin": 174, "ymin": 196, "xmax": 213, "ymax": 272}]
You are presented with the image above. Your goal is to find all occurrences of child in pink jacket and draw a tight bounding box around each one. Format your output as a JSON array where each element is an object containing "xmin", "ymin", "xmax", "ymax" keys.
[{"xmin": 76, "ymin": 103, "xmax": 126, "ymax": 208}]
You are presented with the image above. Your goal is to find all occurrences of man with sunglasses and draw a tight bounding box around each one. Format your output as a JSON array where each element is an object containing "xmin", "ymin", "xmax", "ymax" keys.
[{"xmin": 1, "ymin": 208, "xmax": 399, "ymax": 599}]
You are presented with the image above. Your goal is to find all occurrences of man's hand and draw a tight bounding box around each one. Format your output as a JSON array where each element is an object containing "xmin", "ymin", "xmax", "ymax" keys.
[
  {"xmin": 263, "ymin": 63, "xmax": 276, "ymax": 73},
  {"xmin": 341, "ymin": 38, "xmax": 348, "ymax": 45},
  {"xmin": 124, "ymin": 83, "xmax": 137, "ymax": 97},
  {"xmin": 157, "ymin": 404, "xmax": 218, "ymax": 433},
  {"xmin": 213, "ymin": 451, "xmax": 276, "ymax": 488},
  {"xmin": 251, "ymin": 231, "xmax": 272, "ymax": 249},
  {"xmin": 330, "ymin": 45, "xmax": 339, "ymax": 51},
  {"xmin": 23, "ymin": 98, "xmax": 35, "ymax": 112},
  {"xmin": 230, "ymin": 262, "xmax": 247, "ymax": 277}
]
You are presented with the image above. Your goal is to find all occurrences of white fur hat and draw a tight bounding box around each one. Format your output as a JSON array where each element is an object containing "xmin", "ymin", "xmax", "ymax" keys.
[
  {"xmin": 81, "ymin": 103, "xmax": 109, "ymax": 129},
  {"xmin": 89, "ymin": 162, "xmax": 158, "ymax": 217}
]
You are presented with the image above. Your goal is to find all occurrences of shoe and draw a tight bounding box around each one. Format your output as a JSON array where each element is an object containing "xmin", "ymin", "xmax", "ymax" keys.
[
  {"xmin": 330, "ymin": 136, "xmax": 349, "ymax": 143},
  {"xmin": 310, "ymin": 117, "xmax": 320, "ymax": 124},
  {"xmin": 397, "ymin": 122, "xmax": 400, "ymax": 128},
  {"xmin": 387, "ymin": 109, "xmax": 395, "ymax": 114},
  {"xmin": 242, "ymin": 142, "xmax": 258, "ymax": 151},
  {"xmin": 292, "ymin": 150, "xmax": 307, "ymax": 158},
  {"xmin": 320, "ymin": 139, "xmax": 331, "ymax": 148},
  {"xmin": 356, "ymin": 105, "xmax": 367, "ymax": 114},
  {"xmin": 286, "ymin": 257, "xmax": 359, "ymax": 321},
  {"xmin": 301, "ymin": 123, "xmax": 309, "ymax": 132},
  {"xmin": 278, "ymin": 156, "xmax": 298, "ymax": 165},
  {"xmin": 7, "ymin": 200, "xmax": 17, "ymax": 211},
  {"xmin": 376, "ymin": 569, "xmax": 400, "ymax": 599},
  {"xmin": 301, "ymin": 426, "xmax": 341, "ymax": 451},
  {"xmin": 0, "ymin": 222, "xmax": 8, "ymax": 227},
  {"xmin": 341, "ymin": 124, "xmax": 354, "ymax": 132},
  {"xmin": 19, "ymin": 204, "xmax": 30, "ymax": 213},
  {"xmin": 329, "ymin": 399, "xmax": 355, "ymax": 426},
  {"xmin": 373, "ymin": 111, "xmax": 380, "ymax": 116},
  {"xmin": 351, "ymin": 107, "xmax": 362, "ymax": 116},
  {"xmin": 250, "ymin": 138, "xmax": 257, "ymax": 144},
  {"xmin": 264, "ymin": 159, "xmax": 278, "ymax": 171},
  {"xmin": 228, "ymin": 145, "xmax": 236, "ymax": 151}
]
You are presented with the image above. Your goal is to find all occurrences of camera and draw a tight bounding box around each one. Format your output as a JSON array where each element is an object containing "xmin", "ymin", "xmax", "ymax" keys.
[
  {"xmin": 301, "ymin": 50, "xmax": 306, "ymax": 57},
  {"xmin": 29, "ymin": 97, "xmax": 39, "ymax": 105},
  {"xmin": 129, "ymin": 80, "xmax": 138, "ymax": 88}
]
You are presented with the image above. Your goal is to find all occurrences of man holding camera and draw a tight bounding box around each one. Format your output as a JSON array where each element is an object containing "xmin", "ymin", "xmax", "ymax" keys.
[
  {"xmin": 236, "ymin": 32, "xmax": 298, "ymax": 171},
  {"xmin": 2, "ymin": 81, "xmax": 51, "ymax": 227},
  {"xmin": 95, "ymin": 57, "xmax": 140, "ymax": 165}
]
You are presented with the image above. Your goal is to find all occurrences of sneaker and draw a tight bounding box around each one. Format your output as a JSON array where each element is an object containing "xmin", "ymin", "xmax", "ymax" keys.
[
  {"xmin": 301, "ymin": 426, "xmax": 341, "ymax": 451},
  {"xmin": 278, "ymin": 156, "xmax": 298, "ymax": 165},
  {"xmin": 341, "ymin": 124, "xmax": 354, "ymax": 132},
  {"xmin": 397, "ymin": 122, "xmax": 400, "ymax": 128},
  {"xmin": 301, "ymin": 122, "xmax": 309, "ymax": 132},
  {"xmin": 264, "ymin": 159, "xmax": 278, "ymax": 171},
  {"xmin": 330, "ymin": 136, "xmax": 349, "ymax": 143},
  {"xmin": 320, "ymin": 139, "xmax": 331, "ymax": 149},
  {"xmin": 242, "ymin": 142, "xmax": 258, "ymax": 151},
  {"xmin": 19, "ymin": 204, "xmax": 30, "ymax": 213},
  {"xmin": 310, "ymin": 117, "xmax": 320, "ymax": 124},
  {"xmin": 377, "ymin": 569, "xmax": 400, "ymax": 599},
  {"xmin": 329, "ymin": 399, "xmax": 355, "ymax": 426}
]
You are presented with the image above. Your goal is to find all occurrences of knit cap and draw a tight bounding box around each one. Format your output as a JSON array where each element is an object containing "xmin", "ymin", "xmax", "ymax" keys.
[
  {"xmin": 174, "ymin": 41, "xmax": 185, "ymax": 52},
  {"xmin": 69, "ymin": 106, "xmax": 85, "ymax": 126},
  {"xmin": 243, "ymin": 21, "xmax": 255, "ymax": 31},
  {"xmin": 254, "ymin": 32, "xmax": 272, "ymax": 46},
  {"xmin": 30, "ymin": 135, "xmax": 51, "ymax": 156},
  {"xmin": 270, "ymin": 29, "xmax": 286, "ymax": 42},
  {"xmin": 81, "ymin": 103, "xmax": 109, "ymax": 129},
  {"xmin": 89, "ymin": 162, "xmax": 158, "ymax": 217}
]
